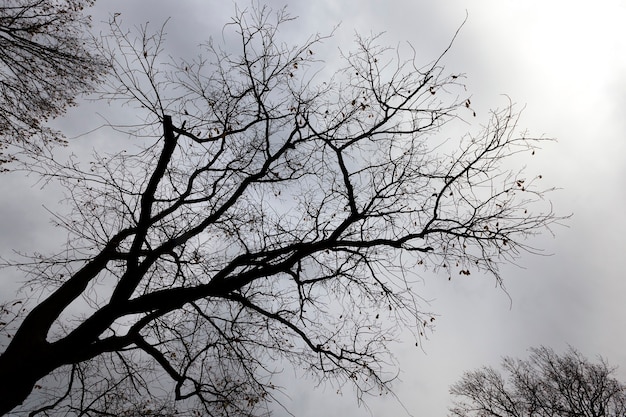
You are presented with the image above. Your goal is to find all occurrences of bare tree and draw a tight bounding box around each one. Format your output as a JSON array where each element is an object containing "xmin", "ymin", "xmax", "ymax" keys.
[
  {"xmin": 449, "ymin": 346, "xmax": 626, "ymax": 417},
  {"xmin": 0, "ymin": 6, "xmax": 562, "ymax": 416},
  {"xmin": 0, "ymin": 0, "xmax": 106, "ymax": 170}
]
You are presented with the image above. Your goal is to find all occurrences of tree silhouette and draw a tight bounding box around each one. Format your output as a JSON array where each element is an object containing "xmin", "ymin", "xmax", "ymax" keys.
[
  {"xmin": 0, "ymin": 0, "xmax": 106, "ymax": 170},
  {"xmin": 450, "ymin": 346, "xmax": 626, "ymax": 417},
  {"xmin": 0, "ymin": 6, "xmax": 561, "ymax": 416}
]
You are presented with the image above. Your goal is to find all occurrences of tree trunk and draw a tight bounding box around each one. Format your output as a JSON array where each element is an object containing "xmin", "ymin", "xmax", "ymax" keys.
[{"xmin": 0, "ymin": 340, "xmax": 56, "ymax": 416}]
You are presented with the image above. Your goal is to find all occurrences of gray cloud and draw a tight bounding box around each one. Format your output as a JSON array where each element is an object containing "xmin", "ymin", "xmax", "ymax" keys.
[{"xmin": 2, "ymin": 0, "xmax": 625, "ymax": 416}]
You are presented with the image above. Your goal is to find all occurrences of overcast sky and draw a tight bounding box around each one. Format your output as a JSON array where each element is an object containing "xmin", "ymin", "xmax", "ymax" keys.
[{"xmin": 2, "ymin": 1, "xmax": 626, "ymax": 416}]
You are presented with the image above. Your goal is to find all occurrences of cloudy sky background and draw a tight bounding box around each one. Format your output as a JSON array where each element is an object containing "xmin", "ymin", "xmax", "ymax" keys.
[{"xmin": 1, "ymin": 0, "xmax": 625, "ymax": 416}]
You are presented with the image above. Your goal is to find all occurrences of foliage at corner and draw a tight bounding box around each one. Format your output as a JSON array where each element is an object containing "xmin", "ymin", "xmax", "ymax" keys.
[
  {"xmin": 450, "ymin": 346, "xmax": 626, "ymax": 417},
  {"xmin": 0, "ymin": 0, "xmax": 106, "ymax": 169}
]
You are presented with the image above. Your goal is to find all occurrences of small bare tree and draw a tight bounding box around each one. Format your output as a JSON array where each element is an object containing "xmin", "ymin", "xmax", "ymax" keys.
[
  {"xmin": 0, "ymin": 6, "xmax": 561, "ymax": 416},
  {"xmin": 0, "ymin": 0, "xmax": 106, "ymax": 169},
  {"xmin": 449, "ymin": 346, "xmax": 626, "ymax": 417}
]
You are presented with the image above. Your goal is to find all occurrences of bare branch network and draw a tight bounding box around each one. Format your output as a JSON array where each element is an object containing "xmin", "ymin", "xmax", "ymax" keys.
[{"xmin": 0, "ymin": 6, "xmax": 563, "ymax": 417}]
